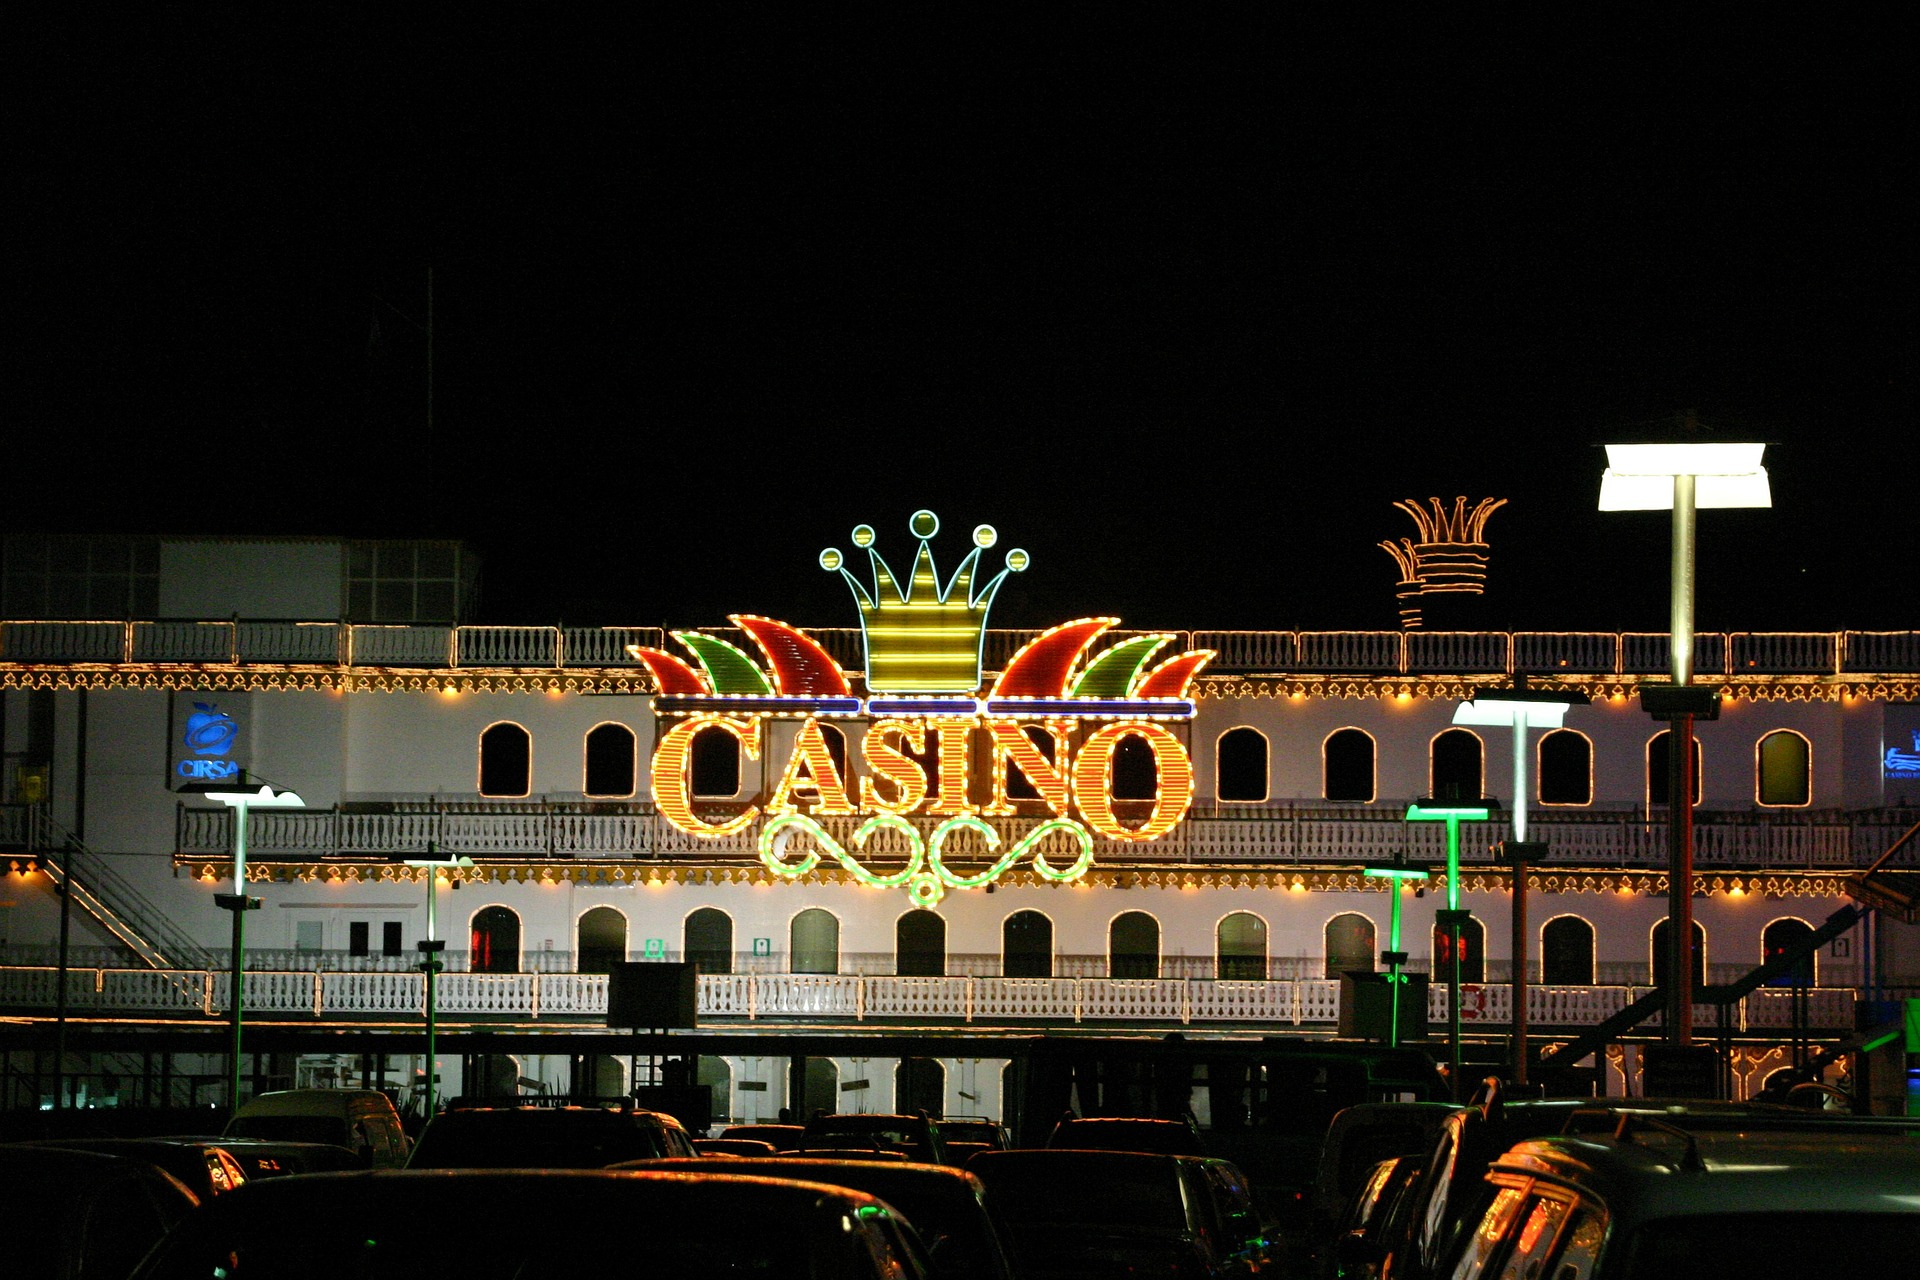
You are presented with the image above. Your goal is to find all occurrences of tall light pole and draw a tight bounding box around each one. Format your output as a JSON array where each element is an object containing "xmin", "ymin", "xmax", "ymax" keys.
[
  {"xmin": 1600, "ymin": 438, "xmax": 1770, "ymax": 1048},
  {"xmin": 196, "ymin": 782, "xmax": 305, "ymax": 1112},
  {"xmin": 1454, "ymin": 683, "xmax": 1587, "ymax": 1085},
  {"xmin": 1363, "ymin": 856, "xmax": 1431, "ymax": 1050},
  {"xmin": 403, "ymin": 850, "xmax": 472, "ymax": 1122},
  {"xmin": 1406, "ymin": 798, "xmax": 1496, "ymax": 1099}
]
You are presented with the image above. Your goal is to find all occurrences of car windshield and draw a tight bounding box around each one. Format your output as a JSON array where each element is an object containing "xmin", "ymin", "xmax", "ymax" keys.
[
  {"xmin": 226, "ymin": 1117, "xmax": 349, "ymax": 1147},
  {"xmin": 410, "ymin": 1115, "xmax": 667, "ymax": 1168},
  {"xmin": 1627, "ymin": 1213, "xmax": 1920, "ymax": 1278},
  {"xmin": 981, "ymin": 1162, "xmax": 1186, "ymax": 1231}
]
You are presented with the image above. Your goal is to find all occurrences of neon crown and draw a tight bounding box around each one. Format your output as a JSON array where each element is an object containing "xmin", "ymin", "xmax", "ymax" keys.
[{"xmin": 821, "ymin": 510, "xmax": 1028, "ymax": 694}]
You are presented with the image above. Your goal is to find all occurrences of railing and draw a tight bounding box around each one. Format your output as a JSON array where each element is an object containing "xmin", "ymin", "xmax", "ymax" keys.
[
  {"xmin": 19, "ymin": 810, "xmax": 213, "ymax": 969},
  {"xmin": 162, "ymin": 799, "xmax": 1920, "ymax": 872},
  {"xmin": 3, "ymin": 620, "xmax": 1916, "ymax": 676},
  {"xmin": 0, "ymin": 964, "xmax": 1859, "ymax": 1032}
]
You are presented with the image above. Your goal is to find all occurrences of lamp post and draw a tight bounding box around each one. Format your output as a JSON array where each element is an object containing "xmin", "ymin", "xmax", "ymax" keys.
[
  {"xmin": 1600, "ymin": 438, "xmax": 1770, "ymax": 1046},
  {"xmin": 403, "ymin": 850, "xmax": 473, "ymax": 1121},
  {"xmin": 1406, "ymin": 798, "xmax": 1495, "ymax": 1099},
  {"xmin": 1453, "ymin": 683, "xmax": 1587, "ymax": 1085},
  {"xmin": 195, "ymin": 782, "xmax": 304, "ymax": 1111},
  {"xmin": 1363, "ymin": 856, "xmax": 1431, "ymax": 1049}
]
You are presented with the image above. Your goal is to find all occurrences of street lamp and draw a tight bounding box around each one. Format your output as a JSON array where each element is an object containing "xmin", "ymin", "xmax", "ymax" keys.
[
  {"xmin": 1362, "ymin": 855, "xmax": 1431, "ymax": 1049},
  {"xmin": 1406, "ymin": 797, "xmax": 1496, "ymax": 1098},
  {"xmin": 1454, "ymin": 683, "xmax": 1588, "ymax": 1085},
  {"xmin": 193, "ymin": 781, "xmax": 305, "ymax": 1111},
  {"xmin": 403, "ymin": 849, "xmax": 473, "ymax": 1121},
  {"xmin": 1600, "ymin": 437, "xmax": 1770, "ymax": 1046}
]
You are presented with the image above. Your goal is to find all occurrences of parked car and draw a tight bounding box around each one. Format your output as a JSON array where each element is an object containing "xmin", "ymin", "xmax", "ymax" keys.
[
  {"xmin": 177, "ymin": 1135, "xmax": 364, "ymax": 1179},
  {"xmin": 407, "ymin": 1102, "xmax": 695, "ymax": 1168},
  {"xmin": 624, "ymin": 1156, "xmax": 1016, "ymax": 1279},
  {"xmin": 2, "ymin": 1144, "xmax": 200, "ymax": 1280},
  {"xmin": 1307, "ymin": 1101, "xmax": 1458, "ymax": 1243},
  {"xmin": 1047, "ymin": 1113, "xmax": 1207, "ymax": 1155},
  {"xmin": 1374, "ymin": 1084, "xmax": 1838, "ymax": 1280},
  {"xmin": 1322, "ymin": 1154, "xmax": 1425, "ymax": 1280},
  {"xmin": 802, "ymin": 1111, "xmax": 950, "ymax": 1165},
  {"xmin": 941, "ymin": 1116, "xmax": 1012, "ymax": 1150},
  {"xmin": 718, "ymin": 1121, "xmax": 806, "ymax": 1150},
  {"xmin": 129, "ymin": 1169, "xmax": 933, "ymax": 1279},
  {"xmin": 12, "ymin": 1137, "xmax": 247, "ymax": 1200},
  {"xmin": 1449, "ymin": 1118, "xmax": 1920, "ymax": 1278},
  {"xmin": 223, "ymin": 1087, "xmax": 409, "ymax": 1168},
  {"xmin": 694, "ymin": 1136, "xmax": 779, "ymax": 1157},
  {"xmin": 968, "ymin": 1148, "xmax": 1271, "ymax": 1278}
]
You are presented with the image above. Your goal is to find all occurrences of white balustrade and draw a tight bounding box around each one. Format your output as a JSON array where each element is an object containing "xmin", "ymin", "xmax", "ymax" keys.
[
  {"xmin": 437, "ymin": 972, "xmax": 537, "ymax": 1015},
  {"xmin": 1188, "ymin": 980, "xmax": 1294, "ymax": 1022},
  {"xmin": 1079, "ymin": 979, "xmax": 1188, "ymax": 1021},
  {"xmin": 752, "ymin": 975, "xmax": 861, "ymax": 1018},
  {"xmin": 863, "ymin": 977, "xmax": 971, "ymax": 1019},
  {"xmin": 101, "ymin": 969, "xmax": 210, "ymax": 1013},
  {"xmin": 700, "ymin": 974, "xmax": 755, "ymax": 1017},
  {"xmin": 535, "ymin": 972, "xmax": 608, "ymax": 1016},
  {"xmin": 321, "ymin": 970, "xmax": 423, "ymax": 1014},
  {"xmin": 1297, "ymin": 979, "xmax": 1341, "ymax": 1022},
  {"xmin": 0, "ymin": 966, "xmax": 100, "ymax": 1008},
  {"xmin": 972, "ymin": 978, "xmax": 1080, "ymax": 1020}
]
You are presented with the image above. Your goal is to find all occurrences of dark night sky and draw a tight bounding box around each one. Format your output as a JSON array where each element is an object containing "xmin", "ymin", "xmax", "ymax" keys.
[{"xmin": 9, "ymin": 11, "xmax": 1913, "ymax": 635}]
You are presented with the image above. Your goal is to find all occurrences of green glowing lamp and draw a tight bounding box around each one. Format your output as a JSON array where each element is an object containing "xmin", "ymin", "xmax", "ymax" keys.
[{"xmin": 1364, "ymin": 856, "xmax": 1431, "ymax": 1048}]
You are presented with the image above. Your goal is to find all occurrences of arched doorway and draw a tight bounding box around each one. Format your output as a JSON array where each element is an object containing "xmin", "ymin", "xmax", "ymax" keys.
[
  {"xmin": 467, "ymin": 1053, "xmax": 521, "ymax": 1098},
  {"xmin": 1432, "ymin": 915, "xmax": 1486, "ymax": 983},
  {"xmin": 584, "ymin": 723, "xmax": 637, "ymax": 797},
  {"xmin": 1324, "ymin": 913, "xmax": 1375, "ymax": 979},
  {"xmin": 570, "ymin": 1054, "xmax": 625, "ymax": 1099},
  {"xmin": 1324, "ymin": 729, "xmax": 1376, "ymax": 802},
  {"xmin": 1651, "ymin": 918, "xmax": 1708, "ymax": 989},
  {"xmin": 1762, "ymin": 918, "xmax": 1817, "ymax": 987},
  {"xmin": 896, "ymin": 1058, "xmax": 945, "ymax": 1118},
  {"xmin": 698, "ymin": 1056, "xmax": 733, "ymax": 1123},
  {"xmin": 1757, "ymin": 731, "xmax": 1811, "ymax": 807},
  {"xmin": 1003, "ymin": 911, "xmax": 1053, "ymax": 978},
  {"xmin": 791, "ymin": 908, "xmax": 840, "ymax": 975},
  {"xmin": 478, "ymin": 723, "xmax": 531, "ymax": 797},
  {"xmin": 1430, "ymin": 729, "xmax": 1483, "ymax": 801},
  {"xmin": 1538, "ymin": 730, "xmax": 1593, "ymax": 806},
  {"xmin": 896, "ymin": 910, "xmax": 946, "ymax": 977},
  {"xmin": 685, "ymin": 907, "xmax": 734, "ymax": 974},
  {"xmin": 1541, "ymin": 916, "xmax": 1596, "ymax": 985},
  {"xmin": 1216, "ymin": 728, "xmax": 1269, "ymax": 802},
  {"xmin": 802, "ymin": 1058, "xmax": 838, "ymax": 1119},
  {"xmin": 469, "ymin": 906, "xmax": 521, "ymax": 974},
  {"xmin": 1109, "ymin": 911, "xmax": 1160, "ymax": 979},
  {"xmin": 1216, "ymin": 912, "xmax": 1267, "ymax": 980},
  {"xmin": 576, "ymin": 906, "xmax": 627, "ymax": 973}
]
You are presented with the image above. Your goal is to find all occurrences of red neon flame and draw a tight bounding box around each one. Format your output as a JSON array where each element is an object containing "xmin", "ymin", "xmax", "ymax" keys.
[
  {"xmin": 991, "ymin": 618, "xmax": 1116, "ymax": 698},
  {"xmin": 1132, "ymin": 649, "xmax": 1214, "ymax": 699},
  {"xmin": 632, "ymin": 649, "xmax": 709, "ymax": 695},
  {"xmin": 731, "ymin": 615, "xmax": 853, "ymax": 698}
]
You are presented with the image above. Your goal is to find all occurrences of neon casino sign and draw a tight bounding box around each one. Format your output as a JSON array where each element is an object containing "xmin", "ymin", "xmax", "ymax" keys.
[{"xmin": 631, "ymin": 511, "xmax": 1213, "ymax": 905}]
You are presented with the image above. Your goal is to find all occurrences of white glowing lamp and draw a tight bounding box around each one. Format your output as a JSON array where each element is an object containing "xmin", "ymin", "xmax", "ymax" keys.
[{"xmin": 1598, "ymin": 442, "xmax": 1771, "ymax": 510}]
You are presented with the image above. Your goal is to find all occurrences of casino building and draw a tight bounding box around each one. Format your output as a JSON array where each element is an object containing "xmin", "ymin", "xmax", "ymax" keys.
[{"xmin": 2, "ymin": 519, "xmax": 1917, "ymax": 1124}]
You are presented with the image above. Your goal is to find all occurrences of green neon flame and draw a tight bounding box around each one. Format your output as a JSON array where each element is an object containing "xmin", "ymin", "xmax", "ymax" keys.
[
  {"xmin": 1068, "ymin": 634, "xmax": 1174, "ymax": 698},
  {"xmin": 674, "ymin": 631, "xmax": 774, "ymax": 696}
]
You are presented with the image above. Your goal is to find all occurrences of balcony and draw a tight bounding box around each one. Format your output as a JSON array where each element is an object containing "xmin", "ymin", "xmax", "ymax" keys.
[
  {"xmin": 0, "ymin": 963, "xmax": 1859, "ymax": 1035},
  {"xmin": 166, "ymin": 799, "xmax": 1920, "ymax": 873},
  {"xmin": 1, "ymin": 620, "xmax": 1916, "ymax": 677}
]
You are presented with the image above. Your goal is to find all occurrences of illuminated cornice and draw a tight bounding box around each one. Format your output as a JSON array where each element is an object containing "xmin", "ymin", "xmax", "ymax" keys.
[
  {"xmin": 3, "ymin": 667, "xmax": 1912, "ymax": 703},
  {"xmin": 176, "ymin": 856, "xmax": 1861, "ymax": 899}
]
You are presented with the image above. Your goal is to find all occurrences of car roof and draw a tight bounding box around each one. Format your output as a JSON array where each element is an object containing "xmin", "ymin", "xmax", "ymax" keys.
[
  {"xmin": 1492, "ymin": 1127, "xmax": 1920, "ymax": 1224},
  {"xmin": 628, "ymin": 1156, "xmax": 980, "ymax": 1193}
]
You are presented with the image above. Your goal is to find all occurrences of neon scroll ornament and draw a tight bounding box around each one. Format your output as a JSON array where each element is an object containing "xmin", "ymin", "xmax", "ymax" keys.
[{"xmin": 630, "ymin": 511, "xmax": 1215, "ymax": 902}]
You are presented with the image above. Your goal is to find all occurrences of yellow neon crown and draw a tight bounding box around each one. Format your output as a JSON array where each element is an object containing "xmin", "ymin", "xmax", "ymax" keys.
[{"xmin": 821, "ymin": 510, "xmax": 1029, "ymax": 693}]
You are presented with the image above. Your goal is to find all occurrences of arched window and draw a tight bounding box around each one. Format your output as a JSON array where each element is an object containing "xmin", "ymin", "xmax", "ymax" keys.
[
  {"xmin": 584, "ymin": 723, "xmax": 637, "ymax": 797},
  {"xmin": 896, "ymin": 910, "xmax": 946, "ymax": 977},
  {"xmin": 790, "ymin": 908, "xmax": 839, "ymax": 975},
  {"xmin": 1541, "ymin": 916, "xmax": 1596, "ymax": 985},
  {"xmin": 467, "ymin": 1053, "xmax": 521, "ymax": 1098},
  {"xmin": 1647, "ymin": 731, "xmax": 1702, "ymax": 807},
  {"xmin": 1216, "ymin": 912, "xmax": 1267, "ymax": 980},
  {"xmin": 1111, "ymin": 736, "xmax": 1159, "ymax": 801},
  {"xmin": 1003, "ymin": 911, "xmax": 1053, "ymax": 978},
  {"xmin": 697, "ymin": 1056, "xmax": 732, "ymax": 1122},
  {"xmin": 469, "ymin": 906, "xmax": 521, "ymax": 974},
  {"xmin": 896, "ymin": 1058, "xmax": 945, "ymax": 1118},
  {"xmin": 1433, "ymin": 915, "xmax": 1486, "ymax": 983},
  {"xmin": 576, "ymin": 906, "xmax": 627, "ymax": 973},
  {"xmin": 1324, "ymin": 729, "xmax": 1376, "ymax": 803},
  {"xmin": 573, "ymin": 1054, "xmax": 625, "ymax": 1099},
  {"xmin": 479, "ymin": 722, "xmax": 531, "ymax": 797},
  {"xmin": 1109, "ymin": 911, "xmax": 1160, "ymax": 979},
  {"xmin": 1757, "ymin": 731, "xmax": 1811, "ymax": 807},
  {"xmin": 690, "ymin": 724, "xmax": 742, "ymax": 797},
  {"xmin": 1324, "ymin": 913, "xmax": 1375, "ymax": 979},
  {"xmin": 1216, "ymin": 728, "xmax": 1269, "ymax": 802},
  {"xmin": 1650, "ymin": 918, "xmax": 1707, "ymax": 989},
  {"xmin": 684, "ymin": 907, "xmax": 733, "ymax": 974},
  {"xmin": 1537, "ymin": 729, "xmax": 1593, "ymax": 806},
  {"xmin": 1430, "ymin": 728, "xmax": 1483, "ymax": 802},
  {"xmin": 1762, "ymin": 918, "xmax": 1817, "ymax": 987}
]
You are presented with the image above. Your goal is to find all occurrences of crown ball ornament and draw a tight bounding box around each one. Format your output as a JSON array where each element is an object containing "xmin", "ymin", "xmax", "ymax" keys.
[{"xmin": 823, "ymin": 509, "xmax": 1028, "ymax": 694}]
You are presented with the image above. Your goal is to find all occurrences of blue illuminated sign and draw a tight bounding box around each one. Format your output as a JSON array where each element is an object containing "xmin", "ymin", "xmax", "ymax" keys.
[
  {"xmin": 176, "ymin": 700, "xmax": 242, "ymax": 780},
  {"xmin": 1887, "ymin": 730, "xmax": 1920, "ymax": 781}
]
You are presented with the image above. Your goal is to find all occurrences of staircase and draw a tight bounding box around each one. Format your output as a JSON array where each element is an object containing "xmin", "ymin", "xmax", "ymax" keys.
[{"xmin": 20, "ymin": 808, "xmax": 212, "ymax": 970}]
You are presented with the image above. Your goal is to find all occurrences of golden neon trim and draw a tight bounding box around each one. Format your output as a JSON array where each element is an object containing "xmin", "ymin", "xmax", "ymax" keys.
[
  {"xmin": 1073, "ymin": 722, "xmax": 1195, "ymax": 842},
  {"xmin": 860, "ymin": 719, "xmax": 930, "ymax": 814},
  {"xmin": 983, "ymin": 720, "xmax": 1073, "ymax": 817},
  {"xmin": 767, "ymin": 718, "xmax": 857, "ymax": 816},
  {"xmin": 652, "ymin": 715, "xmax": 761, "ymax": 837}
]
